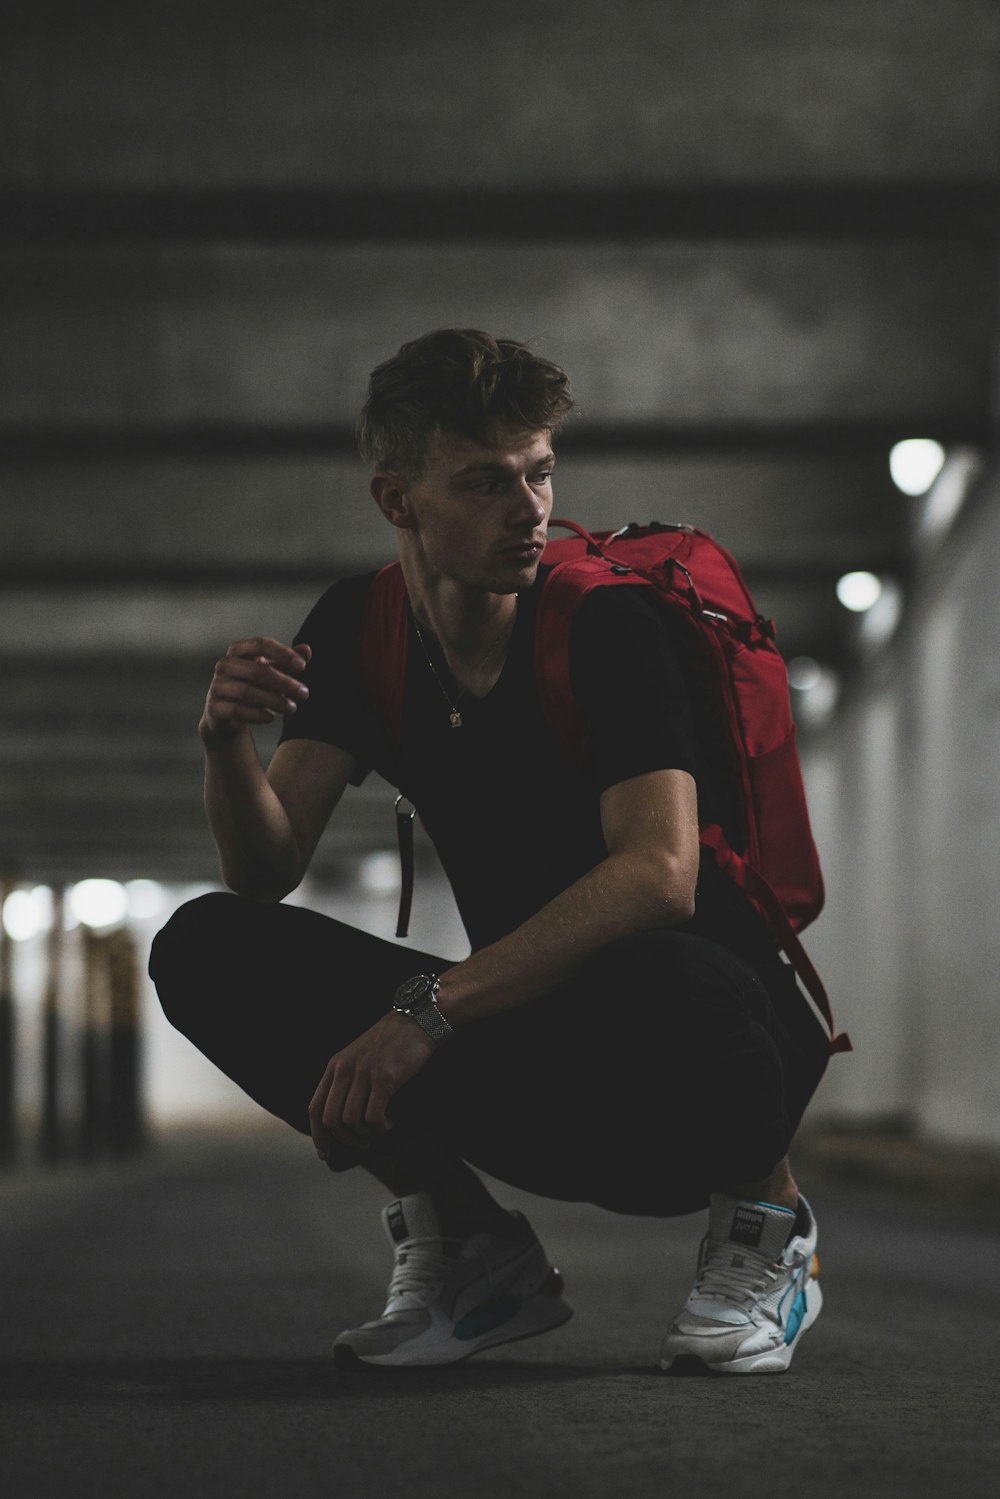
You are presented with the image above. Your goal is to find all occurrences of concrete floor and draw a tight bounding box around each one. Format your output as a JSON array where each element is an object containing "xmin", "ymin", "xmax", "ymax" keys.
[{"xmin": 1, "ymin": 1126, "xmax": 998, "ymax": 1499}]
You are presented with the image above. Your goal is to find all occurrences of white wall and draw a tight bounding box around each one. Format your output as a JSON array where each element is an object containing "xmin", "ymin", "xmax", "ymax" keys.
[{"xmin": 800, "ymin": 462, "xmax": 1000, "ymax": 1147}]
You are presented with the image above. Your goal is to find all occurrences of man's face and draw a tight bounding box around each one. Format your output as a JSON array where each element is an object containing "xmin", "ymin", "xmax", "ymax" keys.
[{"xmin": 401, "ymin": 428, "xmax": 555, "ymax": 594}]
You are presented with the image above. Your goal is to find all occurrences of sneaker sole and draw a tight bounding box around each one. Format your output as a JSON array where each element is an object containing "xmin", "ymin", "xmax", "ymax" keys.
[
  {"xmin": 660, "ymin": 1278, "xmax": 823, "ymax": 1376},
  {"xmin": 335, "ymin": 1274, "xmax": 574, "ymax": 1370}
]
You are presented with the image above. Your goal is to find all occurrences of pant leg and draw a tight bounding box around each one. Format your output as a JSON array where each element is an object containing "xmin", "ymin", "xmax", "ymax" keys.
[
  {"xmin": 426, "ymin": 929, "xmax": 829, "ymax": 1216},
  {"xmin": 149, "ymin": 896, "xmax": 828, "ymax": 1216},
  {"xmin": 148, "ymin": 892, "xmax": 455, "ymax": 1148}
]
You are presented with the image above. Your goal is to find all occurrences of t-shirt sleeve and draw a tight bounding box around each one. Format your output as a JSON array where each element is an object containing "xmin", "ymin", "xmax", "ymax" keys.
[
  {"xmin": 567, "ymin": 584, "xmax": 697, "ymax": 795},
  {"xmin": 277, "ymin": 573, "xmax": 382, "ymax": 786}
]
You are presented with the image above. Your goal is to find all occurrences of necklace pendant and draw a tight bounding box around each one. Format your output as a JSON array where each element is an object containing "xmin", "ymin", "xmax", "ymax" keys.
[{"xmin": 450, "ymin": 710, "xmax": 463, "ymax": 729}]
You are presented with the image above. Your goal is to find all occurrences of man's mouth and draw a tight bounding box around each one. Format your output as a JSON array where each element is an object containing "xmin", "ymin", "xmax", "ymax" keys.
[{"xmin": 500, "ymin": 540, "xmax": 545, "ymax": 560}]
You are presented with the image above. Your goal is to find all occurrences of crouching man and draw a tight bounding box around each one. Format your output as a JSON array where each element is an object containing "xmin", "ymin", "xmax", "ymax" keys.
[{"xmin": 150, "ymin": 328, "xmax": 830, "ymax": 1374}]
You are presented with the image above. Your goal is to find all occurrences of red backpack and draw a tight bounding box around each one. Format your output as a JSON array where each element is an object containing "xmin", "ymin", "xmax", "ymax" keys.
[{"xmin": 361, "ymin": 518, "xmax": 851, "ymax": 1056}]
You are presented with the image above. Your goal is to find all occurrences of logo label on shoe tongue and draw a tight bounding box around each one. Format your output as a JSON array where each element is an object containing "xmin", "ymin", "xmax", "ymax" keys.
[
  {"xmin": 387, "ymin": 1202, "xmax": 409, "ymax": 1244},
  {"xmin": 730, "ymin": 1205, "xmax": 766, "ymax": 1248}
]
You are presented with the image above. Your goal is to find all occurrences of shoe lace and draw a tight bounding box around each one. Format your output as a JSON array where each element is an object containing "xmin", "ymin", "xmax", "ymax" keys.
[
  {"xmin": 694, "ymin": 1239, "xmax": 783, "ymax": 1312},
  {"xmin": 385, "ymin": 1234, "xmax": 465, "ymax": 1310}
]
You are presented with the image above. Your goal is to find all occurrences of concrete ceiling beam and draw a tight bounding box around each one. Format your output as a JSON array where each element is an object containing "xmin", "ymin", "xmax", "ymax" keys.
[
  {"xmin": 0, "ymin": 452, "xmax": 914, "ymax": 577},
  {"xmin": 6, "ymin": 0, "xmax": 999, "ymax": 185},
  {"xmin": 1, "ymin": 244, "xmax": 990, "ymax": 429}
]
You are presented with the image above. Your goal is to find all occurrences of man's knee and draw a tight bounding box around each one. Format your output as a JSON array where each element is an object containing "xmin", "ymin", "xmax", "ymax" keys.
[{"xmin": 148, "ymin": 891, "xmax": 253, "ymax": 1030}]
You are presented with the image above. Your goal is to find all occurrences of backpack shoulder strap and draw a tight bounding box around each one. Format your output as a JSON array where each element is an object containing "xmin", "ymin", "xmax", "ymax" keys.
[
  {"xmin": 535, "ymin": 538, "xmax": 652, "ymax": 747},
  {"xmin": 359, "ymin": 562, "xmax": 415, "ymax": 936},
  {"xmin": 359, "ymin": 561, "xmax": 408, "ymax": 747}
]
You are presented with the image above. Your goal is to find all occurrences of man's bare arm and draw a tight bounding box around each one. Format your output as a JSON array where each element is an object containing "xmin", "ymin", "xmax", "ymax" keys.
[
  {"xmin": 433, "ymin": 768, "xmax": 700, "ymax": 1027},
  {"xmin": 305, "ymin": 766, "xmax": 700, "ymax": 1155},
  {"xmin": 200, "ymin": 635, "xmax": 354, "ymax": 901}
]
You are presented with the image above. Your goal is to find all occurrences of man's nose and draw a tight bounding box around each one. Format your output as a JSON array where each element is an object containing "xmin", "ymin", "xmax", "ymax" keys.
[{"xmin": 510, "ymin": 478, "xmax": 549, "ymax": 525}]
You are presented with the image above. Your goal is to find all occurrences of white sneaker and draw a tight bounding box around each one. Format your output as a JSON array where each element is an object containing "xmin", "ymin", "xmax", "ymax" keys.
[
  {"xmin": 659, "ymin": 1193, "xmax": 822, "ymax": 1375},
  {"xmin": 333, "ymin": 1191, "xmax": 573, "ymax": 1368}
]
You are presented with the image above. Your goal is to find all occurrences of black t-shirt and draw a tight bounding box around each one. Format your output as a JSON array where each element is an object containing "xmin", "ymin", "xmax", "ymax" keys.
[{"xmin": 279, "ymin": 563, "xmax": 781, "ymax": 978}]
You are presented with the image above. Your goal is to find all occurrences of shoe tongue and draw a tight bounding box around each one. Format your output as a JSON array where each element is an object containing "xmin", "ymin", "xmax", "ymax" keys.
[
  {"xmin": 709, "ymin": 1194, "xmax": 795, "ymax": 1262},
  {"xmin": 381, "ymin": 1192, "xmax": 443, "ymax": 1249}
]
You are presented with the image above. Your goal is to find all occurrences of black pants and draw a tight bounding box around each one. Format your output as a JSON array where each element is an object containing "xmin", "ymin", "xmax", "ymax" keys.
[{"xmin": 148, "ymin": 893, "xmax": 829, "ymax": 1217}]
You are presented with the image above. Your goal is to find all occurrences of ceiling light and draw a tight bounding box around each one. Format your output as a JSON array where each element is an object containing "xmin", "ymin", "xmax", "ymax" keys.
[
  {"xmin": 2, "ymin": 886, "xmax": 54, "ymax": 942},
  {"xmin": 836, "ymin": 572, "xmax": 883, "ymax": 613},
  {"xmin": 70, "ymin": 879, "xmax": 129, "ymax": 929},
  {"xmin": 889, "ymin": 439, "xmax": 946, "ymax": 496}
]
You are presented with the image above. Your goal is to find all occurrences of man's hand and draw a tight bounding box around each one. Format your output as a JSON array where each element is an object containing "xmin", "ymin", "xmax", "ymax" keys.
[
  {"xmin": 199, "ymin": 636, "xmax": 312, "ymax": 745},
  {"xmin": 308, "ymin": 1012, "xmax": 438, "ymax": 1160}
]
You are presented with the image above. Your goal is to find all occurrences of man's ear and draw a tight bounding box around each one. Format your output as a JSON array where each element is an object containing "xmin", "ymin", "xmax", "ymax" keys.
[{"xmin": 370, "ymin": 473, "xmax": 417, "ymax": 530}]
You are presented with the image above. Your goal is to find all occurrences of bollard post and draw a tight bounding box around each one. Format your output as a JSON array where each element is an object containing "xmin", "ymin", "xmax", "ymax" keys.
[
  {"xmin": 0, "ymin": 876, "xmax": 17, "ymax": 1167},
  {"xmin": 40, "ymin": 887, "xmax": 65, "ymax": 1163},
  {"xmin": 79, "ymin": 927, "xmax": 111, "ymax": 1160},
  {"xmin": 108, "ymin": 926, "xmax": 145, "ymax": 1156}
]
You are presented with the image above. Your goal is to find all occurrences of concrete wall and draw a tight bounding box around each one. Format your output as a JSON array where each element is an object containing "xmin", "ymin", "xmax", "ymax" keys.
[
  {"xmin": 801, "ymin": 463, "xmax": 1000, "ymax": 1148},
  {"xmin": 7, "ymin": 0, "xmax": 999, "ymax": 185}
]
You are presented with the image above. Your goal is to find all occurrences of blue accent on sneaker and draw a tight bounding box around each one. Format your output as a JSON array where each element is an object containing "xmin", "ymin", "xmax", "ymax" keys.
[
  {"xmin": 785, "ymin": 1289, "xmax": 808, "ymax": 1345},
  {"xmin": 453, "ymin": 1297, "xmax": 519, "ymax": 1341}
]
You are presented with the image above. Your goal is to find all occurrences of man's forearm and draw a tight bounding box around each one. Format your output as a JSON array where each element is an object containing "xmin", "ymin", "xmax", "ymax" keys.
[
  {"xmin": 203, "ymin": 731, "xmax": 302, "ymax": 900},
  {"xmin": 434, "ymin": 850, "xmax": 695, "ymax": 1028}
]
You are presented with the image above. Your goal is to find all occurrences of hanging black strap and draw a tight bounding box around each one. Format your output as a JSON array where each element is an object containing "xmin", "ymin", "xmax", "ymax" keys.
[{"xmin": 394, "ymin": 795, "xmax": 416, "ymax": 937}]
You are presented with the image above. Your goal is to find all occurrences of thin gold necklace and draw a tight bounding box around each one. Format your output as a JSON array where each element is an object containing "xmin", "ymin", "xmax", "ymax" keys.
[{"xmin": 411, "ymin": 601, "xmax": 517, "ymax": 729}]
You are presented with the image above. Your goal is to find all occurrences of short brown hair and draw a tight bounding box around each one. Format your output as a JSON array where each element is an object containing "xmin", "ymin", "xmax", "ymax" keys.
[{"xmin": 356, "ymin": 328, "xmax": 574, "ymax": 479}]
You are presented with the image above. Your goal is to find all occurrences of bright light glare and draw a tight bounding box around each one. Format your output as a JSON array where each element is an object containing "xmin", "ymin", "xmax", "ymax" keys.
[
  {"xmin": 2, "ymin": 886, "xmax": 54, "ymax": 942},
  {"xmin": 837, "ymin": 572, "xmax": 883, "ymax": 613},
  {"xmin": 70, "ymin": 878, "xmax": 128, "ymax": 929},
  {"xmin": 796, "ymin": 667, "xmax": 841, "ymax": 728},
  {"xmin": 787, "ymin": 656, "xmax": 822, "ymax": 692},
  {"xmin": 126, "ymin": 879, "xmax": 166, "ymax": 920},
  {"xmin": 859, "ymin": 579, "xmax": 904, "ymax": 650},
  {"xmin": 889, "ymin": 439, "xmax": 946, "ymax": 496},
  {"xmin": 359, "ymin": 851, "xmax": 400, "ymax": 896}
]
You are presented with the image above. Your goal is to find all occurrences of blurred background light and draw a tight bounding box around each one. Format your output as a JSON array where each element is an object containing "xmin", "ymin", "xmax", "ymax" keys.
[
  {"xmin": 889, "ymin": 438, "xmax": 946, "ymax": 496},
  {"xmin": 126, "ymin": 879, "xmax": 167, "ymax": 921},
  {"xmin": 70, "ymin": 878, "xmax": 129, "ymax": 929},
  {"xmin": 836, "ymin": 571, "xmax": 883, "ymax": 612},
  {"xmin": 358, "ymin": 851, "xmax": 401, "ymax": 896},
  {"xmin": 858, "ymin": 578, "xmax": 904, "ymax": 650},
  {"xmin": 794, "ymin": 665, "xmax": 841, "ymax": 728},
  {"xmin": 2, "ymin": 885, "xmax": 54, "ymax": 942},
  {"xmin": 787, "ymin": 655, "xmax": 822, "ymax": 692},
  {"xmin": 916, "ymin": 447, "xmax": 984, "ymax": 547}
]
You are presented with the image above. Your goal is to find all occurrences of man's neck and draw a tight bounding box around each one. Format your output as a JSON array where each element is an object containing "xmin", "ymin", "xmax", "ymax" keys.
[{"xmin": 400, "ymin": 556, "xmax": 517, "ymax": 664}]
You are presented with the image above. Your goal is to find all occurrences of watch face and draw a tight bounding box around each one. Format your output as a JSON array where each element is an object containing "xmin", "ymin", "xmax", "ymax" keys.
[{"xmin": 395, "ymin": 975, "xmax": 435, "ymax": 1010}]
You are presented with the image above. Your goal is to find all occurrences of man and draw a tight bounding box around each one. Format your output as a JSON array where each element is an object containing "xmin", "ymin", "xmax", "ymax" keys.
[{"xmin": 150, "ymin": 328, "xmax": 830, "ymax": 1375}]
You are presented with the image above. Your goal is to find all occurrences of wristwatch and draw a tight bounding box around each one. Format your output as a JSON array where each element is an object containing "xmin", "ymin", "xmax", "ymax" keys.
[{"xmin": 392, "ymin": 973, "xmax": 456, "ymax": 1047}]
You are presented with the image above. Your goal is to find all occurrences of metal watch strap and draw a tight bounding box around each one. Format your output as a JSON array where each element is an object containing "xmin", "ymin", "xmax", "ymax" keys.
[
  {"xmin": 392, "ymin": 974, "xmax": 456, "ymax": 1046},
  {"xmin": 407, "ymin": 999, "xmax": 455, "ymax": 1046}
]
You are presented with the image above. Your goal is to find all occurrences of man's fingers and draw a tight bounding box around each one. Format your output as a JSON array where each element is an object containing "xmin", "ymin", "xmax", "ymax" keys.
[
  {"xmin": 226, "ymin": 636, "xmax": 311, "ymax": 673},
  {"xmin": 365, "ymin": 1082, "xmax": 395, "ymax": 1134},
  {"xmin": 217, "ymin": 656, "xmax": 310, "ymax": 703},
  {"xmin": 213, "ymin": 683, "xmax": 301, "ymax": 716},
  {"xmin": 322, "ymin": 1065, "xmax": 353, "ymax": 1137},
  {"xmin": 308, "ymin": 1063, "xmax": 336, "ymax": 1158},
  {"xmin": 340, "ymin": 1076, "xmax": 370, "ymax": 1130}
]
